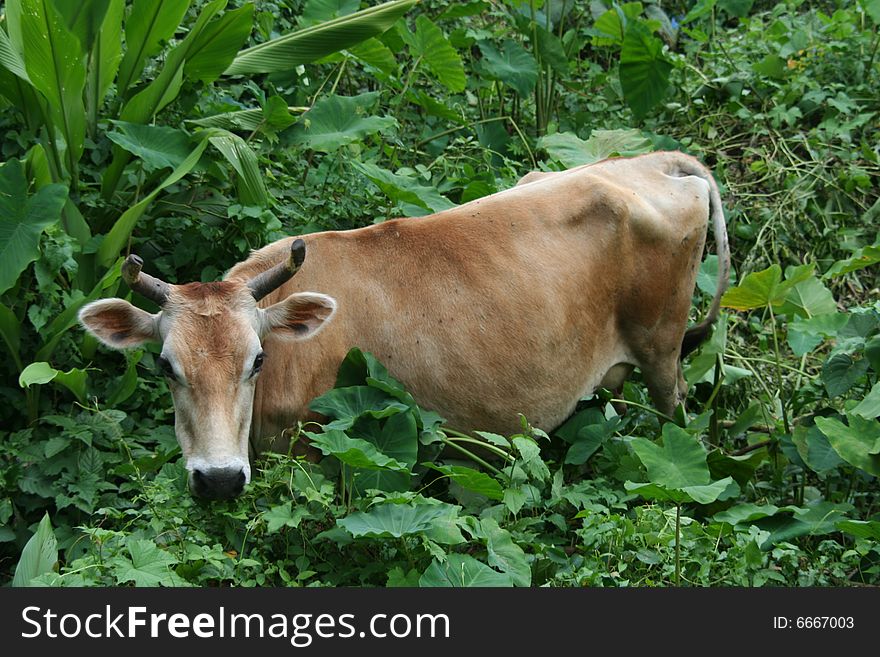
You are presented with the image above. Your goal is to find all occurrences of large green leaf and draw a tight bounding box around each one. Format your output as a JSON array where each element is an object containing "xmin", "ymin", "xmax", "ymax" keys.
[
  {"xmin": 619, "ymin": 20, "xmax": 672, "ymax": 120},
  {"xmin": 851, "ymin": 382, "xmax": 880, "ymax": 419},
  {"xmin": 300, "ymin": 0, "xmax": 360, "ymax": 26},
  {"xmin": 85, "ymin": 0, "xmax": 123, "ymax": 135},
  {"xmin": 419, "ymin": 554, "xmax": 513, "ymax": 587},
  {"xmin": 225, "ymin": 0, "xmax": 417, "ymax": 75},
  {"xmin": 309, "ymin": 385, "xmax": 410, "ymax": 430},
  {"xmin": 778, "ymin": 276, "xmax": 836, "ymax": 319},
  {"xmin": 305, "ymin": 429, "xmax": 410, "ymax": 471},
  {"xmin": 351, "ymin": 160, "xmax": 456, "ymax": 215},
  {"xmin": 631, "ymin": 424, "xmax": 711, "ymax": 489},
  {"xmin": 111, "ymin": 539, "xmax": 186, "ymax": 587},
  {"xmin": 106, "ymin": 121, "xmax": 193, "ymax": 171},
  {"xmin": 593, "ymin": 2, "xmax": 644, "ymax": 45},
  {"xmin": 625, "ymin": 477, "xmax": 736, "ymax": 505},
  {"xmin": 0, "ymin": 20, "xmax": 31, "ymax": 81},
  {"xmin": 103, "ymin": 0, "xmax": 226, "ymax": 196},
  {"xmin": 338, "ymin": 502, "xmax": 459, "ymax": 540},
  {"xmin": 404, "ymin": 15, "xmax": 466, "ymax": 93},
  {"xmin": 207, "ymin": 129, "xmax": 270, "ymax": 206},
  {"xmin": 18, "ymin": 0, "xmax": 87, "ymax": 175},
  {"xmin": 349, "ymin": 413, "xmax": 418, "ymax": 493},
  {"xmin": 0, "ymin": 159, "xmax": 67, "ymax": 295},
  {"xmin": 12, "ymin": 513, "xmax": 57, "ymax": 586},
  {"xmin": 721, "ymin": 264, "xmax": 813, "ymax": 311},
  {"xmin": 824, "ymin": 244, "xmax": 880, "ymax": 279},
  {"xmin": 425, "ymin": 464, "xmax": 503, "ymax": 500},
  {"xmin": 115, "ymin": 0, "xmax": 191, "ymax": 95},
  {"xmin": 0, "ymin": 302, "xmax": 22, "ymax": 371},
  {"xmin": 476, "ymin": 38, "xmax": 537, "ymax": 97},
  {"xmin": 287, "ymin": 92, "xmax": 397, "ymax": 152},
  {"xmin": 97, "ymin": 137, "xmax": 210, "ymax": 267},
  {"xmin": 814, "ymin": 415, "xmax": 880, "ymax": 477},
  {"xmin": 537, "ymin": 129, "xmax": 653, "ymax": 168},
  {"xmin": 184, "ymin": 3, "xmax": 254, "ymax": 83},
  {"xmin": 479, "ymin": 517, "xmax": 530, "ymax": 587},
  {"xmin": 821, "ymin": 353, "xmax": 869, "ymax": 397},
  {"xmin": 54, "ymin": 0, "xmax": 110, "ymax": 53},
  {"xmin": 19, "ymin": 361, "xmax": 88, "ymax": 402},
  {"xmin": 791, "ymin": 424, "xmax": 844, "ymax": 473}
]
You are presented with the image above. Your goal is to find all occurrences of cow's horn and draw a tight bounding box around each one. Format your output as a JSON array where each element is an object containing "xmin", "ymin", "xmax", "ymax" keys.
[
  {"xmin": 248, "ymin": 239, "xmax": 306, "ymax": 301},
  {"xmin": 122, "ymin": 254, "xmax": 170, "ymax": 306}
]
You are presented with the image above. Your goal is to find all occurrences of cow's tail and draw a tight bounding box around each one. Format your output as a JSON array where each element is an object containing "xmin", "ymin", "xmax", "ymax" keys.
[{"xmin": 674, "ymin": 155, "xmax": 731, "ymax": 359}]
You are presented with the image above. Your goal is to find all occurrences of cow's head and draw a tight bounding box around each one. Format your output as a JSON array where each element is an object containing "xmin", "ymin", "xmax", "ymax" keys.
[{"xmin": 79, "ymin": 240, "xmax": 336, "ymax": 499}]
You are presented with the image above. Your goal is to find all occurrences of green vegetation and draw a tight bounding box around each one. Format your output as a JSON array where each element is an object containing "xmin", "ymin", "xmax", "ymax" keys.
[{"xmin": 1, "ymin": 0, "xmax": 878, "ymax": 587}]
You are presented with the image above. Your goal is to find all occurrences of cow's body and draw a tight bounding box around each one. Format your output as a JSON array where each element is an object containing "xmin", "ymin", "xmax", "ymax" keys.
[
  {"xmin": 228, "ymin": 151, "xmax": 728, "ymax": 451},
  {"xmin": 80, "ymin": 151, "xmax": 729, "ymax": 497}
]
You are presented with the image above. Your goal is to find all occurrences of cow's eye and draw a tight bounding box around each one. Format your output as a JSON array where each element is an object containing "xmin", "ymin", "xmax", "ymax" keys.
[
  {"xmin": 251, "ymin": 352, "xmax": 265, "ymax": 377},
  {"xmin": 157, "ymin": 355, "xmax": 176, "ymax": 380}
]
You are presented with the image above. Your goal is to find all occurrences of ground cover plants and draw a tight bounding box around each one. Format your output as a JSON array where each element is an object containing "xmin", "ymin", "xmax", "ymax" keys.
[{"xmin": 1, "ymin": 0, "xmax": 878, "ymax": 587}]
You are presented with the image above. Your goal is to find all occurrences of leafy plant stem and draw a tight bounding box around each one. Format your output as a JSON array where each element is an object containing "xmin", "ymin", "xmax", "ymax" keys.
[
  {"xmin": 439, "ymin": 438, "xmax": 506, "ymax": 479},
  {"xmin": 767, "ymin": 306, "xmax": 790, "ymax": 434},
  {"xmin": 609, "ymin": 398, "xmax": 677, "ymax": 424},
  {"xmin": 674, "ymin": 503, "xmax": 681, "ymax": 586}
]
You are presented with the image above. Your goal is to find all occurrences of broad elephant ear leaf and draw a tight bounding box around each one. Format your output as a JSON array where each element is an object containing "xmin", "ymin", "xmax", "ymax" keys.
[
  {"xmin": 224, "ymin": 0, "xmax": 417, "ymax": 75},
  {"xmin": 0, "ymin": 160, "xmax": 68, "ymax": 295}
]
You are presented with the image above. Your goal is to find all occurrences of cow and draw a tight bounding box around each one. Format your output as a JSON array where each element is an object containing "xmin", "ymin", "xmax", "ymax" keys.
[{"xmin": 79, "ymin": 151, "xmax": 730, "ymax": 499}]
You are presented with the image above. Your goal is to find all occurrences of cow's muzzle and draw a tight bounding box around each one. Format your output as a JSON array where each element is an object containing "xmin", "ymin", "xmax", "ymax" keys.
[{"xmin": 190, "ymin": 466, "xmax": 246, "ymax": 500}]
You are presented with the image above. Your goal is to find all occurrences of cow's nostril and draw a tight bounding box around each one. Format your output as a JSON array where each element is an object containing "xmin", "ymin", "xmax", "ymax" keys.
[{"xmin": 190, "ymin": 467, "xmax": 246, "ymax": 500}]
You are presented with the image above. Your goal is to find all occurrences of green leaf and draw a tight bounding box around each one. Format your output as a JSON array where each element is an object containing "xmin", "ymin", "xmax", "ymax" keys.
[
  {"xmin": 0, "ymin": 159, "xmax": 67, "ymax": 295},
  {"xmin": 824, "ymin": 244, "xmax": 880, "ymax": 279},
  {"xmin": 480, "ymin": 517, "xmax": 531, "ymax": 586},
  {"xmin": 713, "ymin": 503, "xmax": 780, "ymax": 525},
  {"xmin": 349, "ymin": 413, "xmax": 418, "ymax": 493},
  {"xmin": 631, "ymin": 424, "xmax": 711, "ymax": 489},
  {"xmin": 778, "ymin": 276, "xmax": 836, "ymax": 319},
  {"xmin": 593, "ymin": 2, "xmax": 644, "ymax": 45},
  {"xmin": 787, "ymin": 313, "xmax": 848, "ymax": 356},
  {"xmin": 287, "ymin": 92, "xmax": 397, "ymax": 152},
  {"xmin": 54, "ymin": 0, "xmax": 111, "ymax": 54},
  {"xmin": 18, "ymin": 0, "xmax": 87, "ymax": 175},
  {"xmin": 18, "ymin": 361, "xmax": 88, "ymax": 402},
  {"xmin": 263, "ymin": 501, "xmax": 310, "ymax": 533},
  {"xmin": 86, "ymin": 0, "xmax": 124, "ymax": 134},
  {"xmin": 351, "ymin": 160, "xmax": 456, "ymax": 215},
  {"xmin": 682, "ymin": 0, "xmax": 717, "ymax": 24},
  {"xmin": 116, "ymin": 0, "xmax": 191, "ymax": 95},
  {"xmin": 306, "ymin": 429, "xmax": 410, "ymax": 471},
  {"xmin": 225, "ymin": 0, "xmax": 417, "ymax": 75},
  {"xmin": 815, "ymin": 415, "xmax": 880, "ymax": 476},
  {"xmin": 419, "ymin": 554, "xmax": 513, "ymax": 587},
  {"xmin": 537, "ymin": 129, "xmax": 653, "ymax": 168},
  {"xmin": 403, "ymin": 15, "xmax": 465, "ymax": 92},
  {"xmin": 476, "ymin": 38, "xmax": 536, "ymax": 97},
  {"xmin": 300, "ymin": 0, "xmax": 360, "ymax": 26},
  {"xmin": 425, "ymin": 464, "xmax": 503, "ymax": 500},
  {"xmin": 0, "ymin": 302, "xmax": 22, "ymax": 371},
  {"xmin": 111, "ymin": 539, "xmax": 184, "ymax": 587},
  {"xmin": 0, "ymin": 19, "xmax": 31, "ymax": 81},
  {"xmin": 619, "ymin": 20, "xmax": 672, "ymax": 119},
  {"xmin": 625, "ymin": 477, "xmax": 736, "ymax": 505},
  {"xmin": 338, "ymin": 502, "xmax": 459, "ymax": 539},
  {"xmin": 97, "ymin": 137, "xmax": 210, "ymax": 268},
  {"xmin": 106, "ymin": 122, "xmax": 193, "ymax": 171},
  {"xmin": 12, "ymin": 513, "xmax": 57, "ymax": 586},
  {"xmin": 721, "ymin": 265, "xmax": 782, "ymax": 310},
  {"xmin": 207, "ymin": 129, "xmax": 270, "ymax": 207},
  {"xmin": 349, "ymin": 37, "xmax": 398, "ymax": 74},
  {"xmin": 791, "ymin": 424, "xmax": 844, "ymax": 473},
  {"xmin": 836, "ymin": 519, "xmax": 880, "ymax": 541},
  {"xmin": 822, "ymin": 353, "xmax": 869, "ymax": 397},
  {"xmin": 851, "ymin": 382, "xmax": 880, "ymax": 419},
  {"xmin": 184, "ymin": 3, "xmax": 254, "ymax": 82},
  {"xmin": 309, "ymin": 385, "xmax": 410, "ymax": 430}
]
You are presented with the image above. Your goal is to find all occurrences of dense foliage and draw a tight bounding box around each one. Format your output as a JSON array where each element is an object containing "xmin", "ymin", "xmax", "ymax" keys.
[{"xmin": 1, "ymin": 0, "xmax": 878, "ymax": 587}]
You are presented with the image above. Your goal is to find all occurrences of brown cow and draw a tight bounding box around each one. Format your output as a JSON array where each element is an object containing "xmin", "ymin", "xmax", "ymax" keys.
[{"xmin": 79, "ymin": 151, "xmax": 729, "ymax": 498}]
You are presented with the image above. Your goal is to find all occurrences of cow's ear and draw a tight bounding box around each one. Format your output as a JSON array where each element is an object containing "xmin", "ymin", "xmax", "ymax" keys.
[
  {"xmin": 260, "ymin": 292, "xmax": 337, "ymax": 341},
  {"xmin": 79, "ymin": 299, "xmax": 161, "ymax": 349}
]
